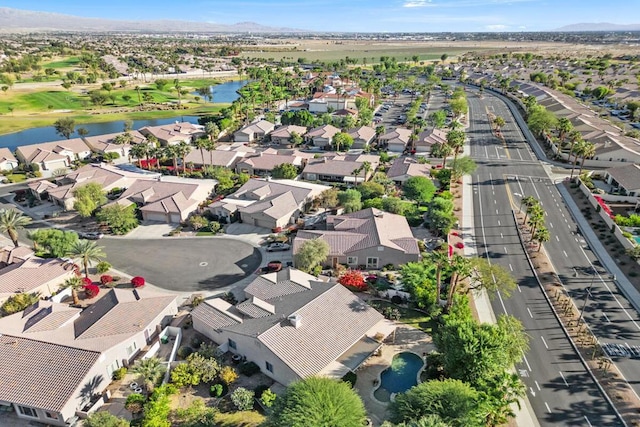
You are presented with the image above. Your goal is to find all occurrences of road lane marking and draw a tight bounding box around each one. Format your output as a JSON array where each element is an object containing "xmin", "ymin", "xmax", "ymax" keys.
[
  {"xmin": 496, "ymin": 209, "xmax": 499, "ymax": 215},
  {"xmin": 527, "ymin": 307, "xmax": 533, "ymax": 318},
  {"xmin": 497, "ymin": 220, "xmax": 501, "ymax": 226},
  {"xmin": 504, "ymin": 247, "xmax": 508, "ymax": 253},
  {"xmin": 563, "ymin": 250, "xmax": 568, "ymax": 257},
  {"xmin": 541, "ymin": 336, "xmax": 549, "ymax": 349},
  {"xmin": 500, "ymin": 233, "xmax": 504, "ymax": 239},
  {"xmin": 517, "ymin": 284, "xmax": 522, "ymax": 292},
  {"xmin": 559, "ymin": 371, "xmax": 569, "ymax": 387},
  {"xmin": 584, "ymin": 416, "xmax": 592, "ymax": 427},
  {"xmin": 535, "ymin": 381, "xmax": 541, "ymax": 391},
  {"xmin": 545, "ymin": 402, "xmax": 551, "ymax": 413},
  {"xmin": 602, "ymin": 313, "xmax": 611, "ymax": 323},
  {"xmin": 509, "ymin": 264, "xmax": 513, "ymax": 271},
  {"xmin": 549, "ymin": 222, "xmax": 553, "ymax": 228},
  {"xmin": 523, "ymin": 354, "xmax": 532, "ymax": 372},
  {"xmin": 555, "ymin": 235, "xmax": 560, "ymax": 242}
]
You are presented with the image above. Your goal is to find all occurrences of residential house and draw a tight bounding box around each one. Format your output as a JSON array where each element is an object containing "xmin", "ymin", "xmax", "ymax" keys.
[
  {"xmin": 378, "ymin": 128, "xmax": 412, "ymax": 153},
  {"xmin": 301, "ymin": 154, "xmax": 378, "ymax": 184},
  {"xmin": 305, "ymin": 125, "xmax": 341, "ymax": 149},
  {"xmin": 183, "ymin": 148, "xmax": 244, "ymax": 169},
  {"xmin": 16, "ymin": 139, "xmax": 93, "ymax": 176},
  {"xmin": 46, "ymin": 163, "xmax": 159, "ymax": 210},
  {"xmin": 269, "ymin": 125, "xmax": 308, "ymax": 146},
  {"xmin": 27, "ymin": 180, "xmax": 61, "ymax": 202},
  {"xmin": 347, "ymin": 126, "xmax": 376, "ymax": 149},
  {"xmin": 83, "ymin": 131, "xmax": 147, "ymax": 164},
  {"xmin": 293, "ymin": 208, "xmax": 420, "ymax": 269},
  {"xmin": 233, "ymin": 120, "xmax": 275, "ymax": 143},
  {"xmin": 139, "ymin": 122, "xmax": 205, "ymax": 146},
  {"xmin": 0, "ymin": 288, "xmax": 177, "ymax": 426},
  {"xmin": 414, "ymin": 128, "xmax": 447, "ymax": 154},
  {"xmin": 387, "ymin": 157, "xmax": 433, "ymax": 186},
  {"xmin": 0, "ymin": 248, "xmax": 77, "ymax": 305},
  {"xmin": 208, "ymin": 178, "xmax": 329, "ymax": 229},
  {"xmin": 604, "ymin": 164, "xmax": 640, "ymax": 197},
  {"xmin": 113, "ymin": 178, "xmax": 215, "ymax": 223},
  {"xmin": 0, "ymin": 148, "xmax": 18, "ymax": 171},
  {"xmin": 192, "ymin": 267, "xmax": 394, "ymax": 385},
  {"xmin": 235, "ymin": 152, "xmax": 306, "ymax": 177}
]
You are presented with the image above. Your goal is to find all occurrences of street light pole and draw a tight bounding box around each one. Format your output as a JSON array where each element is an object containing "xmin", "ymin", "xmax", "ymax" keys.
[{"xmin": 578, "ymin": 268, "xmax": 597, "ymax": 324}]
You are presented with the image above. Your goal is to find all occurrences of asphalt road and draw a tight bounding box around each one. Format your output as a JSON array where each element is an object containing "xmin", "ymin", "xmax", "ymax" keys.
[
  {"xmin": 87, "ymin": 237, "xmax": 261, "ymax": 292},
  {"xmin": 467, "ymin": 90, "xmax": 624, "ymax": 426}
]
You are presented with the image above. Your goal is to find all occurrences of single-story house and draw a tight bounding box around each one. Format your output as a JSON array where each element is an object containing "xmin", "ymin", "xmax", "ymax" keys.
[
  {"xmin": 414, "ymin": 128, "xmax": 447, "ymax": 154},
  {"xmin": 269, "ymin": 125, "xmax": 308, "ymax": 146},
  {"xmin": 27, "ymin": 180, "xmax": 60, "ymax": 201},
  {"xmin": 233, "ymin": 120, "xmax": 275, "ymax": 143},
  {"xmin": 0, "ymin": 148, "xmax": 18, "ymax": 171},
  {"xmin": 301, "ymin": 155, "xmax": 377, "ymax": 184},
  {"xmin": 47, "ymin": 163, "xmax": 159, "ymax": 211},
  {"xmin": 0, "ymin": 288, "xmax": 177, "ymax": 426},
  {"xmin": 305, "ymin": 124, "xmax": 341, "ymax": 149},
  {"xmin": 293, "ymin": 208, "xmax": 420, "ymax": 269},
  {"xmin": 235, "ymin": 153, "xmax": 305, "ymax": 176},
  {"xmin": 604, "ymin": 164, "xmax": 640, "ymax": 197},
  {"xmin": 387, "ymin": 157, "xmax": 433, "ymax": 185},
  {"xmin": 378, "ymin": 128, "xmax": 412, "ymax": 153},
  {"xmin": 183, "ymin": 148, "xmax": 244, "ymax": 168},
  {"xmin": 16, "ymin": 139, "xmax": 93, "ymax": 175},
  {"xmin": 113, "ymin": 178, "xmax": 215, "ymax": 223},
  {"xmin": 192, "ymin": 267, "xmax": 394, "ymax": 385},
  {"xmin": 347, "ymin": 126, "xmax": 376, "ymax": 149},
  {"xmin": 139, "ymin": 122, "xmax": 205, "ymax": 146},
  {"xmin": 208, "ymin": 178, "xmax": 329, "ymax": 230},
  {"xmin": 83, "ymin": 131, "xmax": 147, "ymax": 163}
]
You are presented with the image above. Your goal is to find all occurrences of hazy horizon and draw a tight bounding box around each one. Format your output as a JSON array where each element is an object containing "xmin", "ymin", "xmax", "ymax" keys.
[{"xmin": 1, "ymin": 1, "xmax": 639, "ymax": 33}]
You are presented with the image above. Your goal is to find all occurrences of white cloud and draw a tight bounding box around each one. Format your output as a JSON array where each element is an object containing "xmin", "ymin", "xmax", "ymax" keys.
[
  {"xmin": 485, "ymin": 24, "xmax": 509, "ymax": 30},
  {"xmin": 402, "ymin": 0, "xmax": 536, "ymax": 8},
  {"xmin": 403, "ymin": 0, "xmax": 432, "ymax": 7}
]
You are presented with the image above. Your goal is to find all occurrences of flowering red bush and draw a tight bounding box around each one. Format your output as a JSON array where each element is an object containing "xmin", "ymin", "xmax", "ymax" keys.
[
  {"xmin": 84, "ymin": 284, "xmax": 100, "ymax": 299},
  {"xmin": 339, "ymin": 270, "xmax": 367, "ymax": 291},
  {"xmin": 82, "ymin": 277, "xmax": 93, "ymax": 287},
  {"xmin": 100, "ymin": 275, "xmax": 114, "ymax": 285},
  {"xmin": 131, "ymin": 276, "xmax": 146, "ymax": 288},
  {"xmin": 455, "ymin": 242, "xmax": 465, "ymax": 249}
]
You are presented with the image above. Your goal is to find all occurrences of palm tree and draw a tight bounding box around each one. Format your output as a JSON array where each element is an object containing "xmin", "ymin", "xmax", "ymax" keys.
[
  {"xmin": 570, "ymin": 139, "xmax": 587, "ymax": 179},
  {"xmin": 63, "ymin": 276, "xmax": 84, "ymax": 305},
  {"xmin": 520, "ymin": 196, "xmax": 538, "ymax": 219},
  {"xmin": 533, "ymin": 226, "xmax": 551, "ymax": 252},
  {"xmin": 567, "ymin": 130, "xmax": 582, "ymax": 162},
  {"xmin": 164, "ymin": 145, "xmax": 180, "ymax": 175},
  {"xmin": 0, "ymin": 209, "xmax": 32, "ymax": 247},
  {"xmin": 67, "ymin": 240, "xmax": 105, "ymax": 277},
  {"xmin": 129, "ymin": 144, "xmax": 149, "ymax": 169},
  {"xmin": 484, "ymin": 372, "xmax": 526, "ymax": 427},
  {"xmin": 134, "ymin": 86, "xmax": 142, "ymax": 107},
  {"xmin": 361, "ymin": 161, "xmax": 372, "ymax": 182},
  {"xmin": 194, "ymin": 137, "xmax": 210, "ymax": 168},
  {"xmin": 428, "ymin": 249, "xmax": 450, "ymax": 304},
  {"xmin": 527, "ymin": 206, "xmax": 545, "ymax": 238},
  {"xmin": 493, "ymin": 116, "xmax": 506, "ymax": 132},
  {"xmin": 578, "ymin": 141, "xmax": 596, "ymax": 177},
  {"xmin": 446, "ymin": 254, "xmax": 473, "ymax": 308},
  {"xmin": 173, "ymin": 79, "xmax": 182, "ymax": 107},
  {"xmin": 175, "ymin": 142, "xmax": 192, "ymax": 175},
  {"xmin": 130, "ymin": 357, "xmax": 166, "ymax": 392},
  {"xmin": 432, "ymin": 142, "xmax": 454, "ymax": 168},
  {"xmin": 446, "ymin": 130, "xmax": 466, "ymax": 163},
  {"xmin": 556, "ymin": 117, "xmax": 573, "ymax": 143}
]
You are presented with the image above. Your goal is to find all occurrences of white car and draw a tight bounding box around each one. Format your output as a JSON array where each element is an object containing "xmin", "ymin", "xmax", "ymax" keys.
[{"xmin": 266, "ymin": 242, "xmax": 291, "ymax": 252}]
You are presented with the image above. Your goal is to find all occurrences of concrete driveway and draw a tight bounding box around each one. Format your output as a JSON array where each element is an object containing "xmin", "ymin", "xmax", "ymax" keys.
[{"xmin": 100, "ymin": 237, "xmax": 262, "ymax": 292}]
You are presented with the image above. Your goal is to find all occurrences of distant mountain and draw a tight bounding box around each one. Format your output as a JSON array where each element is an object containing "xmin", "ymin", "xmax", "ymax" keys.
[
  {"xmin": 0, "ymin": 7, "xmax": 302, "ymax": 33},
  {"xmin": 554, "ymin": 22, "xmax": 640, "ymax": 32}
]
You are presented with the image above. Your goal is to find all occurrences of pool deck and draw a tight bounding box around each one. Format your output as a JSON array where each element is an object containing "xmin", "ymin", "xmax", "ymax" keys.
[{"xmin": 354, "ymin": 324, "xmax": 435, "ymax": 426}]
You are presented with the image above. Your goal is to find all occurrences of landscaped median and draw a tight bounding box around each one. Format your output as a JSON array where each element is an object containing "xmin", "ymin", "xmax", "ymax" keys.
[{"xmin": 513, "ymin": 209, "xmax": 640, "ymax": 426}]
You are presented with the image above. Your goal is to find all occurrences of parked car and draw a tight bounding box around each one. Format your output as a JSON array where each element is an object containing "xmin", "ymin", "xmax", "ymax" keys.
[
  {"xmin": 258, "ymin": 260, "xmax": 283, "ymax": 273},
  {"xmin": 266, "ymin": 242, "xmax": 291, "ymax": 252},
  {"xmin": 79, "ymin": 231, "xmax": 104, "ymax": 240}
]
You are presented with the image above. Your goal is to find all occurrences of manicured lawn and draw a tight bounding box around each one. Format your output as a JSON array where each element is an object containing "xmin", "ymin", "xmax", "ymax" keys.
[
  {"xmin": 20, "ymin": 91, "xmax": 86, "ymax": 110},
  {"xmin": 370, "ymin": 299, "xmax": 434, "ymax": 333},
  {"xmin": 42, "ymin": 56, "xmax": 81, "ymax": 69},
  {"xmin": 215, "ymin": 411, "xmax": 265, "ymax": 426},
  {"xmin": 196, "ymin": 231, "xmax": 215, "ymax": 236}
]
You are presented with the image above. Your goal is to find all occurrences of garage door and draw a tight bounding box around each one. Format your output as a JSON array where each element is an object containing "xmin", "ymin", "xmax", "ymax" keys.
[{"xmin": 144, "ymin": 212, "xmax": 169, "ymax": 223}]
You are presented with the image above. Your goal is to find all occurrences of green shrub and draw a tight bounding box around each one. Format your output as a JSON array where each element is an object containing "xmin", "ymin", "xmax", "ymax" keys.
[
  {"xmin": 238, "ymin": 361, "xmax": 261, "ymax": 377},
  {"xmin": 210, "ymin": 384, "xmax": 223, "ymax": 397},
  {"xmin": 230, "ymin": 387, "xmax": 255, "ymax": 411},
  {"xmin": 112, "ymin": 367, "xmax": 128, "ymax": 380},
  {"xmin": 260, "ymin": 388, "xmax": 277, "ymax": 408},
  {"xmin": 177, "ymin": 346, "xmax": 194, "ymax": 359},
  {"xmin": 97, "ymin": 261, "xmax": 112, "ymax": 274},
  {"xmin": 254, "ymin": 384, "xmax": 269, "ymax": 399}
]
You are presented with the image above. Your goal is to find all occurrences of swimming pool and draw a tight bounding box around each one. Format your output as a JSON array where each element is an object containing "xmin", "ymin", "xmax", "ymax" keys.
[{"xmin": 373, "ymin": 352, "xmax": 424, "ymax": 402}]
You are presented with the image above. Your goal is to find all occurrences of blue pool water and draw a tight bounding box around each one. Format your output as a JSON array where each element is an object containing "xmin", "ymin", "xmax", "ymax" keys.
[
  {"xmin": 635, "ymin": 236, "xmax": 640, "ymax": 244},
  {"xmin": 374, "ymin": 352, "xmax": 424, "ymax": 402}
]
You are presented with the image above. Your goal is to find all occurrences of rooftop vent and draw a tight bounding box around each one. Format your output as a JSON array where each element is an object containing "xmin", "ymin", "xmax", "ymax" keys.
[{"xmin": 287, "ymin": 313, "xmax": 302, "ymax": 329}]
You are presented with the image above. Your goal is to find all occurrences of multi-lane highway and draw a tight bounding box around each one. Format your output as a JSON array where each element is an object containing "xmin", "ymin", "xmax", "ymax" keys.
[{"xmin": 467, "ymin": 89, "xmax": 628, "ymax": 426}]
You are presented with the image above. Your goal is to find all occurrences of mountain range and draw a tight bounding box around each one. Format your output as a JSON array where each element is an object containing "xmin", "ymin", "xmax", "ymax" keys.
[
  {"xmin": 554, "ymin": 22, "xmax": 640, "ymax": 32},
  {"xmin": 0, "ymin": 7, "xmax": 300, "ymax": 33}
]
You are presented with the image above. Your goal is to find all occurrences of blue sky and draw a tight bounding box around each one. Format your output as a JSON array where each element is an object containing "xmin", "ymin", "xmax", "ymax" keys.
[{"xmin": 4, "ymin": 0, "xmax": 640, "ymax": 32}]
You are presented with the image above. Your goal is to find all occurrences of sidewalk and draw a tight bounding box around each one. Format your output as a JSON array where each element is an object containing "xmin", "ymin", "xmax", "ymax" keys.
[{"xmin": 461, "ymin": 173, "xmax": 540, "ymax": 427}]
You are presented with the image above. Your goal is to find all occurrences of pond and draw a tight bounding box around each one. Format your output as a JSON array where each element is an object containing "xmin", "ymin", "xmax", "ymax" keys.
[
  {"xmin": 373, "ymin": 352, "xmax": 424, "ymax": 403},
  {"xmin": 190, "ymin": 80, "xmax": 249, "ymax": 103},
  {"xmin": 0, "ymin": 116, "xmax": 200, "ymax": 152}
]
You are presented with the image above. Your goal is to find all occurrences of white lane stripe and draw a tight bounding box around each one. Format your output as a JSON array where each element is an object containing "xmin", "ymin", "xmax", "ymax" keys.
[
  {"xmin": 545, "ymin": 402, "xmax": 552, "ymax": 413},
  {"xmin": 563, "ymin": 250, "xmax": 568, "ymax": 257},
  {"xmin": 527, "ymin": 307, "xmax": 533, "ymax": 318},
  {"xmin": 559, "ymin": 371, "xmax": 569, "ymax": 387},
  {"xmin": 509, "ymin": 264, "xmax": 513, "ymax": 271},
  {"xmin": 541, "ymin": 336, "xmax": 549, "ymax": 349}
]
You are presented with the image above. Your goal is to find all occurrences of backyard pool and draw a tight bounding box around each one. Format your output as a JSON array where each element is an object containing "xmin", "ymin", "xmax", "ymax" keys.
[{"xmin": 373, "ymin": 352, "xmax": 424, "ymax": 402}]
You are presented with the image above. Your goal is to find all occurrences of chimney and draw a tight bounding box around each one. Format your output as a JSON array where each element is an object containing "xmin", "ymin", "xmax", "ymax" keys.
[{"xmin": 288, "ymin": 313, "xmax": 302, "ymax": 329}]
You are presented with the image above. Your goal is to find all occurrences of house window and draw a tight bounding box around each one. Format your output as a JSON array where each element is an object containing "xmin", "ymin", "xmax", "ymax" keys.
[
  {"xmin": 17, "ymin": 406, "xmax": 37, "ymax": 418},
  {"xmin": 228, "ymin": 339, "xmax": 237, "ymax": 350},
  {"xmin": 266, "ymin": 361, "xmax": 274, "ymax": 373},
  {"xmin": 347, "ymin": 256, "xmax": 358, "ymax": 265},
  {"xmin": 366, "ymin": 257, "xmax": 379, "ymax": 268},
  {"xmin": 126, "ymin": 341, "xmax": 137, "ymax": 356},
  {"xmin": 44, "ymin": 412, "xmax": 57, "ymax": 420}
]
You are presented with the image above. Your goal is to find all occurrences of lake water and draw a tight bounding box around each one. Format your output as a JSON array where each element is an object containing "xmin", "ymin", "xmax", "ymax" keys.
[
  {"xmin": 0, "ymin": 80, "xmax": 249, "ymax": 152},
  {"xmin": 191, "ymin": 80, "xmax": 249, "ymax": 103}
]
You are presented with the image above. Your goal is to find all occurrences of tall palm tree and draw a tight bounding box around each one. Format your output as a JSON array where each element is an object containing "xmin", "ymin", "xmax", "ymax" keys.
[
  {"xmin": 446, "ymin": 254, "xmax": 473, "ymax": 308},
  {"xmin": 493, "ymin": 116, "xmax": 506, "ymax": 132},
  {"xmin": 175, "ymin": 142, "xmax": 192, "ymax": 175},
  {"xmin": 578, "ymin": 141, "xmax": 596, "ymax": 177},
  {"xmin": 194, "ymin": 137, "xmax": 210, "ymax": 168},
  {"xmin": 0, "ymin": 209, "xmax": 32, "ymax": 247},
  {"xmin": 173, "ymin": 79, "xmax": 182, "ymax": 107},
  {"xmin": 556, "ymin": 117, "xmax": 573, "ymax": 143},
  {"xmin": 520, "ymin": 196, "xmax": 538, "ymax": 220},
  {"xmin": 533, "ymin": 226, "xmax": 551, "ymax": 252},
  {"xmin": 428, "ymin": 249, "xmax": 450, "ymax": 304},
  {"xmin": 129, "ymin": 143, "xmax": 149, "ymax": 169},
  {"xmin": 566, "ymin": 130, "xmax": 582, "ymax": 162},
  {"xmin": 570, "ymin": 139, "xmax": 587, "ymax": 179},
  {"xmin": 63, "ymin": 276, "xmax": 84, "ymax": 305},
  {"xmin": 446, "ymin": 130, "xmax": 466, "ymax": 163},
  {"xmin": 432, "ymin": 142, "xmax": 454, "ymax": 169},
  {"xmin": 67, "ymin": 240, "xmax": 105, "ymax": 277},
  {"xmin": 361, "ymin": 161, "xmax": 372, "ymax": 182},
  {"xmin": 164, "ymin": 145, "xmax": 180, "ymax": 175}
]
